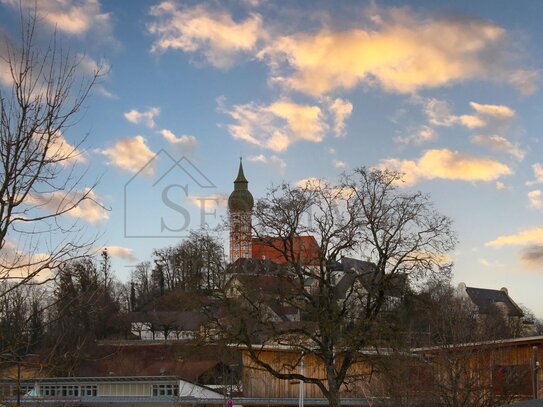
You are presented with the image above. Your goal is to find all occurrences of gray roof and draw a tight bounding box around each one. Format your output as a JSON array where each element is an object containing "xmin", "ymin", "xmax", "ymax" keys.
[{"xmin": 465, "ymin": 286, "xmax": 523, "ymax": 317}]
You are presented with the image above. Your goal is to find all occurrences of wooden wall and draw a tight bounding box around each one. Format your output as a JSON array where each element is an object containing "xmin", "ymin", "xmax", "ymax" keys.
[{"xmin": 242, "ymin": 349, "xmax": 375, "ymax": 399}]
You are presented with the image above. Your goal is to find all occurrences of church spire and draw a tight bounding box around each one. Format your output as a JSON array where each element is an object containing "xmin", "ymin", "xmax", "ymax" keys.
[{"xmin": 234, "ymin": 157, "xmax": 248, "ymax": 185}]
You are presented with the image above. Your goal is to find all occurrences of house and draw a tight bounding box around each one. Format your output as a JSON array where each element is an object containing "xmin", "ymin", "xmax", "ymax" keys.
[
  {"xmin": 457, "ymin": 283, "xmax": 524, "ymax": 318},
  {"xmin": 128, "ymin": 311, "xmax": 208, "ymax": 340}
]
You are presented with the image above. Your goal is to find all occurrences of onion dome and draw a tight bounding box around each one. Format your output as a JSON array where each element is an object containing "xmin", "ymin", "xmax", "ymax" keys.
[{"xmin": 228, "ymin": 158, "xmax": 254, "ymax": 212}]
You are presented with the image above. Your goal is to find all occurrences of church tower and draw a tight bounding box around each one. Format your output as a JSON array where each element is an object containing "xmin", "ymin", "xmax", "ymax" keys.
[{"xmin": 228, "ymin": 158, "xmax": 254, "ymax": 263}]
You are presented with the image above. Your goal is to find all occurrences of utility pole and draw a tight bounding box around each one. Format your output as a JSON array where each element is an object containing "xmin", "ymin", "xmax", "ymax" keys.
[
  {"xmin": 532, "ymin": 346, "xmax": 539, "ymax": 400},
  {"xmin": 299, "ymin": 352, "xmax": 304, "ymax": 407}
]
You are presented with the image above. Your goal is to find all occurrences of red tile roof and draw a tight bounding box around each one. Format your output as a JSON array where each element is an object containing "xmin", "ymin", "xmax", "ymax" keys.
[{"xmin": 251, "ymin": 236, "xmax": 320, "ymax": 266}]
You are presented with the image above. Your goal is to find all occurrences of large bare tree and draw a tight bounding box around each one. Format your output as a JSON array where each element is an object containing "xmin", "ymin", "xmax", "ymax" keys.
[
  {"xmin": 216, "ymin": 168, "xmax": 457, "ymax": 407},
  {"xmin": 0, "ymin": 11, "xmax": 103, "ymax": 293}
]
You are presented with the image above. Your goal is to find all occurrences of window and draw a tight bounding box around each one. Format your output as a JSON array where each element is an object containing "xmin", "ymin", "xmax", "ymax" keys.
[
  {"xmin": 151, "ymin": 384, "xmax": 178, "ymax": 396},
  {"xmin": 81, "ymin": 385, "xmax": 97, "ymax": 396}
]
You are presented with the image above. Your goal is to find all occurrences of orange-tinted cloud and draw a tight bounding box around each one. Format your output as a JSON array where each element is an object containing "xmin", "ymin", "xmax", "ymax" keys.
[
  {"xmin": 100, "ymin": 136, "xmax": 156, "ymax": 175},
  {"xmin": 2, "ymin": 0, "xmax": 113, "ymax": 36},
  {"xmin": 486, "ymin": 227, "xmax": 543, "ymax": 248},
  {"xmin": 222, "ymin": 99, "xmax": 327, "ymax": 151},
  {"xmin": 27, "ymin": 188, "xmax": 108, "ymax": 224},
  {"xmin": 379, "ymin": 149, "xmax": 511, "ymax": 186},
  {"xmin": 258, "ymin": 9, "xmax": 524, "ymax": 96}
]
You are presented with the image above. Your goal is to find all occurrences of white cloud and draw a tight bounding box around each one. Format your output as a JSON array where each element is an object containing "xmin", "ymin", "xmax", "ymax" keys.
[
  {"xmin": 124, "ymin": 107, "xmax": 160, "ymax": 128},
  {"xmin": 148, "ymin": 1, "xmax": 265, "ymax": 68},
  {"xmin": 43, "ymin": 131, "xmax": 86, "ymax": 165},
  {"xmin": 422, "ymin": 99, "xmax": 514, "ymax": 129},
  {"xmin": 469, "ymin": 102, "xmax": 515, "ymax": 120},
  {"xmin": 105, "ymin": 246, "xmax": 137, "ymax": 262},
  {"xmin": 27, "ymin": 188, "xmax": 108, "ymax": 224},
  {"xmin": 295, "ymin": 177, "xmax": 326, "ymax": 189},
  {"xmin": 379, "ymin": 149, "xmax": 511, "ymax": 186},
  {"xmin": 100, "ymin": 136, "xmax": 156, "ymax": 175},
  {"xmin": 508, "ymin": 69, "xmax": 540, "ymax": 96},
  {"xmin": 496, "ymin": 181, "xmax": 508, "ymax": 190},
  {"xmin": 395, "ymin": 125, "xmax": 437, "ymax": 145},
  {"xmin": 326, "ymin": 97, "xmax": 353, "ymax": 137},
  {"xmin": 2, "ymin": 0, "xmax": 113, "ymax": 37},
  {"xmin": 247, "ymin": 154, "xmax": 287, "ymax": 173},
  {"xmin": 160, "ymin": 129, "xmax": 197, "ymax": 154},
  {"xmin": 187, "ymin": 193, "xmax": 228, "ymax": 212},
  {"xmin": 471, "ymin": 134, "xmax": 525, "ymax": 160},
  {"xmin": 333, "ymin": 160, "xmax": 347, "ymax": 169},
  {"xmin": 528, "ymin": 190, "xmax": 542, "ymax": 209},
  {"xmin": 223, "ymin": 99, "xmax": 327, "ymax": 151},
  {"xmin": 526, "ymin": 163, "xmax": 543, "ymax": 186}
]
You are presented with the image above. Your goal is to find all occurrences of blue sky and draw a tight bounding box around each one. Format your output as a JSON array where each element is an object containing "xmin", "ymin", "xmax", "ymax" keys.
[{"xmin": 1, "ymin": 0, "xmax": 542, "ymax": 315}]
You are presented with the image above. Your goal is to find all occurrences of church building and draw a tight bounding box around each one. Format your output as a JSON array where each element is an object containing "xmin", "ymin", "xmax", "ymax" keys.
[{"xmin": 227, "ymin": 159, "xmax": 320, "ymax": 266}]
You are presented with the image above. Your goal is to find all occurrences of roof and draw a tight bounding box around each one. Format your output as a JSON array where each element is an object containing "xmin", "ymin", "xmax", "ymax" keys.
[
  {"xmin": 228, "ymin": 159, "xmax": 254, "ymax": 212},
  {"xmin": 70, "ymin": 343, "xmax": 239, "ymax": 382},
  {"xmin": 228, "ymin": 274, "xmax": 301, "ymax": 296},
  {"xmin": 464, "ymin": 286, "xmax": 523, "ymax": 317},
  {"xmin": 251, "ymin": 235, "xmax": 320, "ymax": 265},
  {"xmin": 333, "ymin": 258, "xmax": 406, "ymax": 300},
  {"xmin": 225, "ymin": 257, "xmax": 283, "ymax": 275}
]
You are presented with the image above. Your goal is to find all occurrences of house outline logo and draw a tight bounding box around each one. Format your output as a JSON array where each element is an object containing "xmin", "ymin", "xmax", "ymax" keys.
[{"xmin": 124, "ymin": 150, "xmax": 216, "ymax": 238}]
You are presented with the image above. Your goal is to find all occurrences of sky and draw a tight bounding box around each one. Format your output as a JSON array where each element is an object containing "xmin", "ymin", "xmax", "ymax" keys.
[{"xmin": 0, "ymin": 0, "xmax": 542, "ymax": 315}]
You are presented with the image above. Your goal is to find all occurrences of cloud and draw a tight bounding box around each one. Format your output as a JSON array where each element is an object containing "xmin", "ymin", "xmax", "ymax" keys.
[
  {"xmin": 160, "ymin": 129, "xmax": 197, "ymax": 154},
  {"xmin": 508, "ymin": 69, "xmax": 540, "ymax": 96},
  {"xmin": 496, "ymin": 181, "xmax": 508, "ymax": 190},
  {"xmin": 100, "ymin": 136, "xmax": 156, "ymax": 175},
  {"xmin": 528, "ymin": 190, "xmax": 542, "ymax": 209},
  {"xmin": 486, "ymin": 227, "xmax": 543, "ymax": 248},
  {"xmin": 422, "ymin": 99, "xmax": 514, "ymax": 129},
  {"xmin": 27, "ymin": 188, "xmax": 108, "ymax": 224},
  {"xmin": 257, "ymin": 8, "xmax": 531, "ymax": 96},
  {"xmin": 42, "ymin": 131, "xmax": 86, "ymax": 165},
  {"xmin": 2, "ymin": 0, "xmax": 113, "ymax": 36},
  {"xmin": 124, "ymin": 107, "xmax": 160, "ymax": 128},
  {"xmin": 395, "ymin": 125, "xmax": 437, "ymax": 145},
  {"xmin": 295, "ymin": 177, "xmax": 326, "ymax": 189},
  {"xmin": 325, "ymin": 97, "xmax": 353, "ymax": 137},
  {"xmin": 486, "ymin": 227, "xmax": 543, "ymax": 271},
  {"xmin": 76, "ymin": 53, "xmax": 115, "ymax": 98},
  {"xmin": 148, "ymin": 1, "xmax": 265, "ymax": 68},
  {"xmin": 222, "ymin": 98, "xmax": 327, "ymax": 151},
  {"xmin": 0, "ymin": 241, "xmax": 52, "ymax": 281},
  {"xmin": 520, "ymin": 245, "xmax": 543, "ymax": 270},
  {"xmin": 334, "ymin": 160, "xmax": 347, "ymax": 169},
  {"xmin": 187, "ymin": 193, "xmax": 228, "ymax": 212},
  {"xmin": 247, "ymin": 154, "xmax": 287, "ymax": 173},
  {"xmin": 469, "ymin": 102, "xmax": 515, "ymax": 120},
  {"xmin": 105, "ymin": 246, "xmax": 137, "ymax": 262},
  {"xmin": 526, "ymin": 163, "xmax": 543, "ymax": 186},
  {"xmin": 379, "ymin": 149, "xmax": 511, "ymax": 186},
  {"xmin": 471, "ymin": 134, "xmax": 525, "ymax": 160}
]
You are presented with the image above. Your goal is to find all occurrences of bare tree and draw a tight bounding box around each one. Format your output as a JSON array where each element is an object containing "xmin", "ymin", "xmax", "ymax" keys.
[
  {"xmin": 0, "ymin": 10, "xmax": 103, "ymax": 293},
  {"xmin": 215, "ymin": 168, "xmax": 457, "ymax": 407}
]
